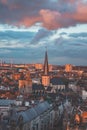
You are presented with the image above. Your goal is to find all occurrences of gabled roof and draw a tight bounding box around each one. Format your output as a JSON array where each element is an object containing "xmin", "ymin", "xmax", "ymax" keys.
[
  {"xmin": 25, "ymin": 108, "xmax": 37, "ymax": 121},
  {"xmin": 34, "ymin": 101, "xmax": 50, "ymax": 115},
  {"xmin": 18, "ymin": 111, "xmax": 29, "ymax": 123},
  {"xmin": 18, "ymin": 101, "xmax": 50, "ymax": 123}
]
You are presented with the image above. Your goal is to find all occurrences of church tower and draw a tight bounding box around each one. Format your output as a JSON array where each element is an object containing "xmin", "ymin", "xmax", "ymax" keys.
[
  {"xmin": 19, "ymin": 71, "xmax": 32, "ymax": 95},
  {"xmin": 42, "ymin": 50, "xmax": 50, "ymax": 87}
]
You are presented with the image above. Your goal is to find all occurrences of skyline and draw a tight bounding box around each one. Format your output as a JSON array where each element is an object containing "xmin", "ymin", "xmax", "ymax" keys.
[{"xmin": 0, "ymin": 0, "xmax": 87, "ymax": 65}]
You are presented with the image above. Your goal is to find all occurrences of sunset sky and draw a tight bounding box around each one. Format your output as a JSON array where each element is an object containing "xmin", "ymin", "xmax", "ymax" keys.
[{"xmin": 0, "ymin": 0, "xmax": 87, "ymax": 65}]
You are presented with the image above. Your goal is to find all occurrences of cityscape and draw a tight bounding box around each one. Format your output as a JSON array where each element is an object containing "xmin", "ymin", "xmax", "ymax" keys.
[
  {"xmin": 0, "ymin": 0, "xmax": 87, "ymax": 130},
  {"xmin": 0, "ymin": 51, "xmax": 87, "ymax": 130}
]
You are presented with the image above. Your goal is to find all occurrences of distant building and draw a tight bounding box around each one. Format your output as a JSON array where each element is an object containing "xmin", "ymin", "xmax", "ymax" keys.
[
  {"xmin": 50, "ymin": 77, "xmax": 66, "ymax": 92},
  {"xmin": 0, "ymin": 99, "xmax": 15, "ymax": 114},
  {"xmin": 42, "ymin": 50, "xmax": 50, "ymax": 87},
  {"xmin": 65, "ymin": 64, "xmax": 72, "ymax": 72},
  {"xmin": 32, "ymin": 84, "xmax": 45, "ymax": 96},
  {"xmin": 68, "ymin": 81, "xmax": 77, "ymax": 92},
  {"xmin": 32, "ymin": 78, "xmax": 41, "ymax": 84},
  {"xmin": 49, "ymin": 64, "xmax": 53, "ymax": 72},
  {"xmin": 12, "ymin": 73, "xmax": 21, "ymax": 80},
  {"xmin": 82, "ymin": 89, "xmax": 87, "ymax": 100},
  {"xmin": 35, "ymin": 63, "xmax": 43, "ymax": 70}
]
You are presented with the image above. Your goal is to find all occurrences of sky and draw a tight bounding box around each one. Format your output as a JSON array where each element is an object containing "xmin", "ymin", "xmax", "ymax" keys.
[{"xmin": 0, "ymin": 0, "xmax": 87, "ymax": 65}]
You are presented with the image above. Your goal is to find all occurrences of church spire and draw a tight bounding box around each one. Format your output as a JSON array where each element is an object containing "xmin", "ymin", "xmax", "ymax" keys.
[
  {"xmin": 42, "ymin": 49, "xmax": 50, "ymax": 87},
  {"xmin": 44, "ymin": 50, "xmax": 49, "ymax": 75}
]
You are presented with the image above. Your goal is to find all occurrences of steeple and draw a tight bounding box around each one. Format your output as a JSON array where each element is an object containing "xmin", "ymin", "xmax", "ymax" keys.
[
  {"xmin": 42, "ymin": 49, "xmax": 50, "ymax": 87},
  {"xmin": 44, "ymin": 50, "xmax": 49, "ymax": 75}
]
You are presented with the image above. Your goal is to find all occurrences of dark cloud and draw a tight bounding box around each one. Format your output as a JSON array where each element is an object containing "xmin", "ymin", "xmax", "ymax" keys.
[
  {"xmin": 0, "ymin": 32, "xmax": 87, "ymax": 65},
  {"xmin": 30, "ymin": 29, "xmax": 53, "ymax": 44},
  {"xmin": 59, "ymin": 32, "xmax": 67, "ymax": 35},
  {"xmin": 0, "ymin": 46, "xmax": 45, "ymax": 64},
  {"xmin": 69, "ymin": 32, "xmax": 87, "ymax": 38},
  {"xmin": 54, "ymin": 30, "xmax": 87, "ymax": 46},
  {"xmin": 50, "ymin": 35, "xmax": 87, "ymax": 61},
  {"xmin": 0, "ymin": 30, "xmax": 36, "ymax": 48},
  {"xmin": 0, "ymin": 31, "xmax": 34, "ymax": 39}
]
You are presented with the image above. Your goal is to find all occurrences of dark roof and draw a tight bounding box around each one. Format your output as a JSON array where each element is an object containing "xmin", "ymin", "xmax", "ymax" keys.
[
  {"xmin": 50, "ymin": 77, "xmax": 65, "ymax": 85},
  {"xmin": 19, "ymin": 108, "xmax": 37, "ymax": 123},
  {"xmin": 26, "ymin": 108, "xmax": 37, "ymax": 121},
  {"xmin": 0, "ymin": 99, "xmax": 15, "ymax": 106},
  {"xmin": 19, "ymin": 101, "xmax": 50, "ymax": 123},
  {"xmin": 32, "ymin": 84, "xmax": 45, "ymax": 90},
  {"xmin": 18, "ymin": 111, "xmax": 29, "ymax": 123},
  {"xmin": 34, "ymin": 101, "xmax": 50, "ymax": 115}
]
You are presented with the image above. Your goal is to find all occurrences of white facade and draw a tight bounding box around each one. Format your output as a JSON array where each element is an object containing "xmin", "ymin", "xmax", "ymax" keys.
[
  {"xmin": 50, "ymin": 84, "xmax": 65, "ymax": 93},
  {"xmin": 68, "ymin": 83, "xmax": 77, "ymax": 92},
  {"xmin": 82, "ymin": 90, "xmax": 87, "ymax": 100}
]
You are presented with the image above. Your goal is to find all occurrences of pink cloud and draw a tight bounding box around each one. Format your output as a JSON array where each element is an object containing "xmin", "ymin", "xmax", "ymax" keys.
[
  {"xmin": 39, "ymin": 2, "xmax": 87, "ymax": 30},
  {"xmin": 40, "ymin": 9, "xmax": 62, "ymax": 29},
  {"xmin": 1, "ymin": 0, "xmax": 7, "ymax": 4},
  {"xmin": 19, "ymin": 16, "xmax": 41, "ymax": 27},
  {"xmin": 0, "ymin": 0, "xmax": 87, "ymax": 30},
  {"xmin": 73, "ymin": 3, "xmax": 87, "ymax": 23}
]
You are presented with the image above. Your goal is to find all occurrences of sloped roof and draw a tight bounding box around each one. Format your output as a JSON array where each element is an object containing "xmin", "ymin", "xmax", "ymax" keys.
[
  {"xmin": 25, "ymin": 108, "xmax": 37, "ymax": 121},
  {"xmin": 18, "ymin": 101, "xmax": 50, "ymax": 123},
  {"xmin": 0, "ymin": 99, "xmax": 15, "ymax": 106},
  {"xmin": 50, "ymin": 77, "xmax": 65, "ymax": 85},
  {"xmin": 34, "ymin": 101, "xmax": 50, "ymax": 115},
  {"xmin": 18, "ymin": 111, "xmax": 29, "ymax": 123}
]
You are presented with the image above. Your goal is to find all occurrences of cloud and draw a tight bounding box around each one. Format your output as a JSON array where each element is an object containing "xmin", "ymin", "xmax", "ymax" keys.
[
  {"xmin": 30, "ymin": 28, "xmax": 53, "ymax": 44},
  {"xmin": 0, "ymin": 30, "xmax": 36, "ymax": 48},
  {"xmin": 54, "ymin": 34, "xmax": 87, "ymax": 47},
  {"xmin": 40, "ymin": 9, "xmax": 62, "ymax": 29},
  {"xmin": 1, "ymin": 0, "xmax": 7, "ymax": 4},
  {"xmin": 0, "ymin": 0, "xmax": 87, "ymax": 30},
  {"xmin": 0, "ymin": 48, "xmax": 11, "ymax": 54},
  {"xmin": 0, "ymin": 29, "xmax": 87, "ymax": 65},
  {"xmin": 69, "ymin": 32, "xmax": 87, "ymax": 38},
  {"xmin": 72, "ymin": 3, "xmax": 87, "ymax": 23}
]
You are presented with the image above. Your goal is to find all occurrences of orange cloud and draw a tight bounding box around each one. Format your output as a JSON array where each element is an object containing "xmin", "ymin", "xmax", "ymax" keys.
[
  {"xmin": 40, "ymin": 9, "xmax": 62, "ymax": 29},
  {"xmin": 39, "ymin": 2, "xmax": 87, "ymax": 30},
  {"xmin": 73, "ymin": 3, "xmax": 87, "ymax": 23},
  {"xmin": 0, "ymin": 0, "xmax": 87, "ymax": 30},
  {"xmin": 19, "ymin": 16, "xmax": 41, "ymax": 27},
  {"xmin": 17, "ymin": 2, "xmax": 87, "ymax": 30}
]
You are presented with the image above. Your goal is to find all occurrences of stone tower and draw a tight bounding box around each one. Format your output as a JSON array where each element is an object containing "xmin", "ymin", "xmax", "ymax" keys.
[{"xmin": 19, "ymin": 71, "xmax": 32, "ymax": 94}]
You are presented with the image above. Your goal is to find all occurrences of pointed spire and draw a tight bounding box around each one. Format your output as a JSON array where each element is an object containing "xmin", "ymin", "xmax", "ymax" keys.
[{"xmin": 44, "ymin": 49, "xmax": 49, "ymax": 75}]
